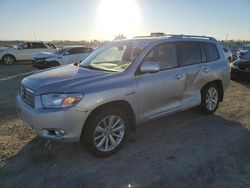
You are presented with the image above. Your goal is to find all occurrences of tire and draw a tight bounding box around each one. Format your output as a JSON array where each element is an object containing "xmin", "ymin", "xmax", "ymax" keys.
[
  {"xmin": 200, "ymin": 84, "xmax": 220, "ymax": 114},
  {"xmin": 81, "ymin": 107, "xmax": 130, "ymax": 157},
  {"xmin": 2, "ymin": 54, "xmax": 16, "ymax": 65}
]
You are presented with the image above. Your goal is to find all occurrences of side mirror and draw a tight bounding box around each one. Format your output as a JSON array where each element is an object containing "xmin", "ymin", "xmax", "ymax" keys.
[
  {"xmin": 140, "ymin": 61, "xmax": 160, "ymax": 73},
  {"xmin": 18, "ymin": 47, "xmax": 23, "ymax": 50}
]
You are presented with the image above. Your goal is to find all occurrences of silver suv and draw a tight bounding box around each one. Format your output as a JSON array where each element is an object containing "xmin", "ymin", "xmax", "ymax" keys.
[{"xmin": 17, "ymin": 35, "xmax": 230, "ymax": 157}]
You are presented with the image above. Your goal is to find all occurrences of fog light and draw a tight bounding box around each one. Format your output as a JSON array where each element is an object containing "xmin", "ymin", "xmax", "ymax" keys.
[{"xmin": 54, "ymin": 129, "xmax": 66, "ymax": 137}]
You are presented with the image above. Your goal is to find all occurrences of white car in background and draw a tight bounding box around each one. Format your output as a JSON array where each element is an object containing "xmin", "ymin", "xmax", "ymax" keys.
[
  {"xmin": 221, "ymin": 44, "xmax": 233, "ymax": 62},
  {"xmin": 237, "ymin": 44, "xmax": 250, "ymax": 58},
  {"xmin": 0, "ymin": 41, "xmax": 57, "ymax": 65},
  {"xmin": 32, "ymin": 46, "xmax": 93, "ymax": 69}
]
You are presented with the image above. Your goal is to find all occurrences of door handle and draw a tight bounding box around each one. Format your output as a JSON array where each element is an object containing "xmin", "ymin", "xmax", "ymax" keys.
[
  {"xmin": 203, "ymin": 68, "xmax": 210, "ymax": 73},
  {"xmin": 175, "ymin": 75, "xmax": 184, "ymax": 80}
]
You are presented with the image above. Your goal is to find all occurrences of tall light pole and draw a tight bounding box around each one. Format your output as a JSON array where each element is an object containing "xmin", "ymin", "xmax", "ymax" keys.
[{"xmin": 34, "ymin": 32, "xmax": 37, "ymax": 41}]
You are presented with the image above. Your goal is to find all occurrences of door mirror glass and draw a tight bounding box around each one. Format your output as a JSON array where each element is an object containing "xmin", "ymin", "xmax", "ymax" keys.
[{"xmin": 140, "ymin": 61, "xmax": 160, "ymax": 73}]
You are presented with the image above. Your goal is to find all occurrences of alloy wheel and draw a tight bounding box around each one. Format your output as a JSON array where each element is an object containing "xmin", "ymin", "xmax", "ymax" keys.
[
  {"xmin": 4, "ymin": 56, "xmax": 14, "ymax": 65},
  {"xmin": 206, "ymin": 87, "xmax": 218, "ymax": 111},
  {"xmin": 94, "ymin": 115, "xmax": 125, "ymax": 152}
]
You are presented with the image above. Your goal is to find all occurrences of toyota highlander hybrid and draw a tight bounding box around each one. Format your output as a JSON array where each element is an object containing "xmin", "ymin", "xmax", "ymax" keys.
[{"xmin": 17, "ymin": 35, "xmax": 230, "ymax": 157}]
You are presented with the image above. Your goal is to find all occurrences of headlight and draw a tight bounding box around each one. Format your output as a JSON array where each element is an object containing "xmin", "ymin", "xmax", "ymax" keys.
[{"xmin": 41, "ymin": 93, "xmax": 83, "ymax": 108}]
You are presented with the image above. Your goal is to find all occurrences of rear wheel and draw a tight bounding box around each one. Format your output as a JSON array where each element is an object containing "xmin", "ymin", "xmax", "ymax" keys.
[
  {"xmin": 200, "ymin": 84, "xmax": 220, "ymax": 114},
  {"xmin": 81, "ymin": 107, "xmax": 129, "ymax": 157},
  {"xmin": 2, "ymin": 55, "xmax": 15, "ymax": 65}
]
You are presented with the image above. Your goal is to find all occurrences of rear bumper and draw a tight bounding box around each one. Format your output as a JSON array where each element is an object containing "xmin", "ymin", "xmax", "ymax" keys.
[{"xmin": 16, "ymin": 94, "xmax": 88, "ymax": 142}]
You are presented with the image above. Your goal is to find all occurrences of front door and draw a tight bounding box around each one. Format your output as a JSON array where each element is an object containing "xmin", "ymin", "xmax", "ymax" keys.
[{"xmin": 136, "ymin": 43, "xmax": 185, "ymax": 121}]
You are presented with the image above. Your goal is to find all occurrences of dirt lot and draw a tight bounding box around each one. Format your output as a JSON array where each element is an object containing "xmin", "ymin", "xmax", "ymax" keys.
[{"xmin": 1, "ymin": 64, "xmax": 250, "ymax": 188}]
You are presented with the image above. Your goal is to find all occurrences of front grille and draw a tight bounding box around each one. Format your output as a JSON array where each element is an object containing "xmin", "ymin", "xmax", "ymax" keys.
[{"xmin": 19, "ymin": 85, "xmax": 35, "ymax": 108}]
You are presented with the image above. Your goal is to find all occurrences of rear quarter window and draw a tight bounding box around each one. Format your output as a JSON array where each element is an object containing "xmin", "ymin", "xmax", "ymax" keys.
[{"xmin": 204, "ymin": 42, "xmax": 220, "ymax": 62}]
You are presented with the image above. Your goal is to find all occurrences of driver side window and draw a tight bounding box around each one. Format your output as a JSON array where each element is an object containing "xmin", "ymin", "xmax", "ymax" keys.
[
  {"xmin": 143, "ymin": 43, "xmax": 178, "ymax": 70},
  {"xmin": 21, "ymin": 43, "xmax": 32, "ymax": 49}
]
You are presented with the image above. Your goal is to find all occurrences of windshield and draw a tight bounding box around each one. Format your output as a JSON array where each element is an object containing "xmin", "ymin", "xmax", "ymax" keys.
[
  {"xmin": 242, "ymin": 52, "xmax": 250, "ymax": 60},
  {"xmin": 54, "ymin": 48, "xmax": 69, "ymax": 55},
  {"xmin": 80, "ymin": 41, "xmax": 147, "ymax": 72}
]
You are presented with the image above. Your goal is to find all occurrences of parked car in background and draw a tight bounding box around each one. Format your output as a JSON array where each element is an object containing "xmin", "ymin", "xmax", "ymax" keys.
[
  {"xmin": 0, "ymin": 41, "xmax": 57, "ymax": 65},
  {"xmin": 17, "ymin": 35, "xmax": 230, "ymax": 157},
  {"xmin": 237, "ymin": 44, "xmax": 250, "ymax": 58},
  {"xmin": 221, "ymin": 44, "xmax": 233, "ymax": 62},
  {"xmin": 32, "ymin": 46, "xmax": 93, "ymax": 69},
  {"xmin": 231, "ymin": 51, "xmax": 250, "ymax": 79}
]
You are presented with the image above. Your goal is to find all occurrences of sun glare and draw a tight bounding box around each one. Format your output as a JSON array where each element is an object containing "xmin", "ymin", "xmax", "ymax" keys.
[{"xmin": 97, "ymin": 0, "xmax": 141, "ymax": 40}]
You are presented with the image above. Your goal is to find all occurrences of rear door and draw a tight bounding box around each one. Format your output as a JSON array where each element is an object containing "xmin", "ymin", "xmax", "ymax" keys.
[
  {"xmin": 176, "ymin": 41, "xmax": 204, "ymax": 104},
  {"xmin": 31, "ymin": 42, "xmax": 49, "ymax": 57},
  {"xmin": 136, "ymin": 43, "xmax": 186, "ymax": 121}
]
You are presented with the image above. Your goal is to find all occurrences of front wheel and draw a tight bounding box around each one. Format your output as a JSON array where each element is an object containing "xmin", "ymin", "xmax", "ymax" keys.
[
  {"xmin": 81, "ymin": 107, "xmax": 129, "ymax": 157},
  {"xmin": 200, "ymin": 84, "xmax": 220, "ymax": 114},
  {"xmin": 2, "ymin": 55, "xmax": 15, "ymax": 65}
]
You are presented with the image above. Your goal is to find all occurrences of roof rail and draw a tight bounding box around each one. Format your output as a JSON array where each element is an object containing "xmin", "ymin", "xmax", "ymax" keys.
[
  {"xmin": 133, "ymin": 34, "xmax": 217, "ymax": 41},
  {"xmin": 167, "ymin": 34, "xmax": 216, "ymax": 41}
]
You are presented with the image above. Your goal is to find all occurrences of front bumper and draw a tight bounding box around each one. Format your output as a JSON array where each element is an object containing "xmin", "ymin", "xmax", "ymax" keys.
[
  {"xmin": 16, "ymin": 94, "xmax": 88, "ymax": 142},
  {"xmin": 32, "ymin": 60, "xmax": 53, "ymax": 69}
]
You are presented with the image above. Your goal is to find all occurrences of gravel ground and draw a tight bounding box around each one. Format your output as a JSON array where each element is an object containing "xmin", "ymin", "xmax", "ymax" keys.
[{"xmin": 0, "ymin": 64, "xmax": 250, "ymax": 188}]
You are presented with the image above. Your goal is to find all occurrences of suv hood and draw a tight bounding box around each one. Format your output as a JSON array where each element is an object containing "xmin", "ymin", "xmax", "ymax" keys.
[
  {"xmin": 33, "ymin": 52, "xmax": 58, "ymax": 59},
  {"xmin": 22, "ymin": 64, "xmax": 113, "ymax": 95}
]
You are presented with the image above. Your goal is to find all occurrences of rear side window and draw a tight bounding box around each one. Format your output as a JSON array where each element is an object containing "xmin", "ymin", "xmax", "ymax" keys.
[
  {"xmin": 78, "ymin": 47, "xmax": 93, "ymax": 53},
  {"xmin": 178, "ymin": 42, "xmax": 202, "ymax": 66},
  {"xmin": 67, "ymin": 48, "xmax": 80, "ymax": 54},
  {"xmin": 204, "ymin": 43, "xmax": 220, "ymax": 62},
  {"xmin": 32, "ymin": 42, "xmax": 47, "ymax": 49},
  {"xmin": 68, "ymin": 47, "xmax": 93, "ymax": 54}
]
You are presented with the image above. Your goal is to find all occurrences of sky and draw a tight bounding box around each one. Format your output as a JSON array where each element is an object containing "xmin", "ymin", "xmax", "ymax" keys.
[{"xmin": 0, "ymin": 0, "xmax": 250, "ymax": 41}]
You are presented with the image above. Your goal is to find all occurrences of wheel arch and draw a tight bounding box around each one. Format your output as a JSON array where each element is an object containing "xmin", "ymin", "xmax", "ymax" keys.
[
  {"xmin": 2, "ymin": 53, "xmax": 16, "ymax": 61},
  {"xmin": 201, "ymin": 80, "xmax": 224, "ymax": 102},
  {"xmin": 83, "ymin": 100, "xmax": 137, "ymax": 134}
]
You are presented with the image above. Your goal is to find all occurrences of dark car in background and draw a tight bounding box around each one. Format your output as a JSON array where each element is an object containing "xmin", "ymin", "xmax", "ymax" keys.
[{"xmin": 231, "ymin": 51, "xmax": 250, "ymax": 79}]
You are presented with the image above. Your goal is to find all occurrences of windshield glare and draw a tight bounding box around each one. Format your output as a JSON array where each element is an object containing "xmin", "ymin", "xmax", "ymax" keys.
[{"xmin": 80, "ymin": 42, "xmax": 146, "ymax": 72}]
